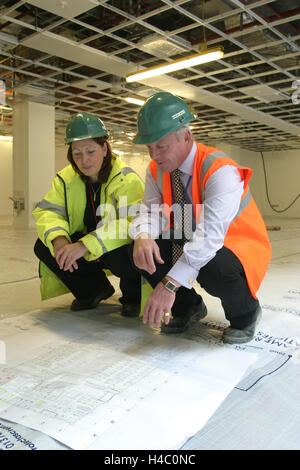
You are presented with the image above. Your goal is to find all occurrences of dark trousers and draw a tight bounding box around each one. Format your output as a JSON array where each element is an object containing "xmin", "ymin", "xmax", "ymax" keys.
[
  {"xmin": 34, "ymin": 234, "xmax": 141, "ymax": 304},
  {"xmin": 131, "ymin": 238, "xmax": 259, "ymax": 329}
]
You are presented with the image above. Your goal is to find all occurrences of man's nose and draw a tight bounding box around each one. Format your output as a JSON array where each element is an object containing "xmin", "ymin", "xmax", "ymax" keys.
[{"xmin": 149, "ymin": 147, "xmax": 159, "ymax": 160}]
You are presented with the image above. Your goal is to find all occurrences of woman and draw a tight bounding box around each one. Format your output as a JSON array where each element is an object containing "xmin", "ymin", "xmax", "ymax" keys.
[{"xmin": 33, "ymin": 112, "xmax": 144, "ymax": 316}]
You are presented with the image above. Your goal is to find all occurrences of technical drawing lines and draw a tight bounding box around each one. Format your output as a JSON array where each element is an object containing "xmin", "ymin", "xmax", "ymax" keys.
[{"xmin": 235, "ymin": 354, "xmax": 292, "ymax": 392}]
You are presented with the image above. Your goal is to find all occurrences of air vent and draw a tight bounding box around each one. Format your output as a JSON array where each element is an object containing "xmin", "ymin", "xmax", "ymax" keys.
[{"xmin": 138, "ymin": 34, "xmax": 191, "ymax": 57}]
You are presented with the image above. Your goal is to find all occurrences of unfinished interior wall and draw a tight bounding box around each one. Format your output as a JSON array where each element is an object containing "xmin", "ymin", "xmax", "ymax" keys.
[
  {"xmin": 0, "ymin": 139, "xmax": 13, "ymax": 216},
  {"xmin": 252, "ymin": 149, "xmax": 300, "ymax": 219},
  {"xmin": 55, "ymin": 145, "xmax": 68, "ymax": 174},
  {"xmin": 213, "ymin": 142, "xmax": 300, "ymax": 219},
  {"xmin": 1, "ymin": 141, "xmax": 299, "ymax": 220},
  {"xmin": 55, "ymin": 144, "xmax": 150, "ymax": 182}
]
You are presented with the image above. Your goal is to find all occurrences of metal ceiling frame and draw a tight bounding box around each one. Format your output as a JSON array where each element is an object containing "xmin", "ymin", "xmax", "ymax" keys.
[{"xmin": 0, "ymin": 0, "xmax": 300, "ymax": 153}]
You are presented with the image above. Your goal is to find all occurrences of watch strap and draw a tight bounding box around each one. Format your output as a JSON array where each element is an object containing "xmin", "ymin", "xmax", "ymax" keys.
[{"xmin": 161, "ymin": 277, "xmax": 179, "ymax": 293}]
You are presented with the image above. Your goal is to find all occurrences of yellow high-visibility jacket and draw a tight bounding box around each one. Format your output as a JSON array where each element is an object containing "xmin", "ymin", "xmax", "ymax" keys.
[{"xmin": 33, "ymin": 156, "xmax": 144, "ymax": 300}]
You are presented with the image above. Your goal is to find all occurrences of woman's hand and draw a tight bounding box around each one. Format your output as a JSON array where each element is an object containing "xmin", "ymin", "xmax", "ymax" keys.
[
  {"xmin": 55, "ymin": 241, "xmax": 88, "ymax": 272},
  {"xmin": 52, "ymin": 236, "xmax": 70, "ymax": 262}
]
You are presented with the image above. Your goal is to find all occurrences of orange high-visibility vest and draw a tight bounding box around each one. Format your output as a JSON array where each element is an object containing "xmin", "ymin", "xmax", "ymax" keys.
[{"xmin": 149, "ymin": 142, "xmax": 271, "ymax": 298}]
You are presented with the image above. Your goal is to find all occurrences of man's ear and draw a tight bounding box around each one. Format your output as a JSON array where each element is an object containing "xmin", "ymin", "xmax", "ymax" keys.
[{"xmin": 184, "ymin": 128, "xmax": 191, "ymax": 142}]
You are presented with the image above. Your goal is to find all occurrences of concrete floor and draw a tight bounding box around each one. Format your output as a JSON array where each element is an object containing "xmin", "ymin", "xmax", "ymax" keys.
[{"xmin": 0, "ymin": 215, "xmax": 299, "ymax": 450}]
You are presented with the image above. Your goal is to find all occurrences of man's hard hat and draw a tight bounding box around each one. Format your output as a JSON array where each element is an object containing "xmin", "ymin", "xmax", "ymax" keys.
[{"xmin": 133, "ymin": 92, "xmax": 195, "ymax": 144}]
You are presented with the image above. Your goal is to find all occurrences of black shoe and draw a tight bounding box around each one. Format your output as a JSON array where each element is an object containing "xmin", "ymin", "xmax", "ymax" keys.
[
  {"xmin": 121, "ymin": 303, "xmax": 140, "ymax": 318},
  {"xmin": 222, "ymin": 306, "xmax": 262, "ymax": 344},
  {"xmin": 161, "ymin": 298, "xmax": 207, "ymax": 334},
  {"xmin": 71, "ymin": 284, "xmax": 115, "ymax": 311}
]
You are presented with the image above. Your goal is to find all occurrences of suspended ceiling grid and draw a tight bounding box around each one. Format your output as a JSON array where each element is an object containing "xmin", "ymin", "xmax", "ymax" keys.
[{"xmin": 0, "ymin": 0, "xmax": 300, "ymax": 155}]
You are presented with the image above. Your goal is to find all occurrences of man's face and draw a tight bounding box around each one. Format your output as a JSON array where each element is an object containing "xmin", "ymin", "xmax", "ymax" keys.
[{"xmin": 146, "ymin": 129, "xmax": 192, "ymax": 173}]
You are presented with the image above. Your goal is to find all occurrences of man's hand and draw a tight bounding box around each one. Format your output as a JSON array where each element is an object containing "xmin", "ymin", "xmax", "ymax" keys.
[
  {"xmin": 143, "ymin": 282, "xmax": 175, "ymax": 328},
  {"xmin": 133, "ymin": 234, "xmax": 164, "ymax": 274},
  {"xmin": 54, "ymin": 240, "xmax": 88, "ymax": 272}
]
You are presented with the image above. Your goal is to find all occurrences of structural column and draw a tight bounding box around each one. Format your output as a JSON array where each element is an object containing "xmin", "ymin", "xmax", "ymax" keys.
[{"xmin": 12, "ymin": 101, "xmax": 55, "ymax": 228}]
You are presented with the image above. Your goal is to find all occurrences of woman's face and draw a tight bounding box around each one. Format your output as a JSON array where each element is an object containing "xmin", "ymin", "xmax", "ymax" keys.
[{"xmin": 71, "ymin": 138, "xmax": 107, "ymax": 182}]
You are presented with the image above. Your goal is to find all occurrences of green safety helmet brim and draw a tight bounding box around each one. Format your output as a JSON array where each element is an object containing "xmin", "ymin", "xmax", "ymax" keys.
[
  {"xmin": 65, "ymin": 111, "xmax": 109, "ymax": 145},
  {"xmin": 133, "ymin": 92, "xmax": 196, "ymax": 145}
]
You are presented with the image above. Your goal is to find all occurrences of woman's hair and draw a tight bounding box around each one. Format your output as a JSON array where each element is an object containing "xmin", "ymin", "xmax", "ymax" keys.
[{"xmin": 67, "ymin": 137, "xmax": 113, "ymax": 183}]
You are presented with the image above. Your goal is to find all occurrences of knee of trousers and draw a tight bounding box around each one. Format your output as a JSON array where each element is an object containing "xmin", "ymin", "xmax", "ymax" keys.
[
  {"xmin": 33, "ymin": 238, "xmax": 47, "ymax": 261},
  {"xmin": 198, "ymin": 252, "xmax": 244, "ymax": 293}
]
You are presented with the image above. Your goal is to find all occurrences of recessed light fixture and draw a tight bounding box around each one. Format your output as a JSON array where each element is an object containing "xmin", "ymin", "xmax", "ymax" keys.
[
  {"xmin": 124, "ymin": 96, "xmax": 145, "ymax": 106},
  {"xmin": 126, "ymin": 46, "xmax": 224, "ymax": 82}
]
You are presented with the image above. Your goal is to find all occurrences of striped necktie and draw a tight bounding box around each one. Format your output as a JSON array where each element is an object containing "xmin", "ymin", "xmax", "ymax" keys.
[{"xmin": 172, "ymin": 169, "xmax": 192, "ymax": 263}]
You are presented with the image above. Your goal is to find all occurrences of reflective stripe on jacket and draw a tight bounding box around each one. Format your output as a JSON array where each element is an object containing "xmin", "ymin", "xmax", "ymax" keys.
[
  {"xmin": 33, "ymin": 156, "xmax": 144, "ymax": 300},
  {"xmin": 149, "ymin": 141, "xmax": 271, "ymax": 298}
]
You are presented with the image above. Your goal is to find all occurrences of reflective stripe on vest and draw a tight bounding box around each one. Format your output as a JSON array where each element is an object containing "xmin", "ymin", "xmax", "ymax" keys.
[
  {"xmin": 233, "ymin": 188, "xmax": 251, "ymax": 221},
  {"xmin": 37, "ymin": 199, "xmax": 67, "ymax": 218},
  {"xmin": 121, "ymin": 167, "xmax": 135, "ymax": 176},
  {"xmin": 89, "ymin": 231, "xmax": 108, "ymax": 254},
  {"xmin": 200, "ymin": 151, "xmax": 229, "ymax": 201},
  {"xmin": 44, "ymin": 226, "xmax": 68, "ymax": 245}
]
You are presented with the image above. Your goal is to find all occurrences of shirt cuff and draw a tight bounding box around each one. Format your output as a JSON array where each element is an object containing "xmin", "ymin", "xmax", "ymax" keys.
[
  {"xmin": 167, "ymin": 258, "xmax": 199, "ymax": 289},
  {"xmin": 129, "ymin": 223, "xmax": 160, "ymax": 240}
]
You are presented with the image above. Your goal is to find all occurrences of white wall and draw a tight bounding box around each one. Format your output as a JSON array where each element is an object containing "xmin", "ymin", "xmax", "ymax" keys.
[
  {"xmin": 0, "ymin": 140, "xmax": 13, "ymax": 215},
  {"xmin": 213, "ymin": 142, "xmax": 300, "ymax": 219},
  {"xmin": 12, "ymin": 101, "xmax": 55, "ymax": 228},
  {"xmin": 253, "ymin": 149, "xmax": 300, "ymax": 219},
  {"xmin": 55, "ymin": 144, "xmax": 68, "ymax": 174},
  {"xmin": 1, "ymin": 137, "xmax": 299, "ymax": 220},
  {"xmin": 55, "ymin": 143, "xmax": 150, "ymax": 181},
  {"xmin": 121, "ymin": 153, "xmax": 150, "ymax": 181}
]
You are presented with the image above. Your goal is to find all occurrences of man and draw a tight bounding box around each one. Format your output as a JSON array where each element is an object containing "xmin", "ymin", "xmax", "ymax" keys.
[{"xmin": 130, "ymin": 92, "xmax": 271, "ymax": 344}]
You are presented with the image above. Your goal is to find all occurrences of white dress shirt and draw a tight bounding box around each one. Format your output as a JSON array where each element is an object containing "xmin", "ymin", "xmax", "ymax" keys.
[{"xmin": 130, "ymin": 142, "xmax": 244, "ymax": 288}]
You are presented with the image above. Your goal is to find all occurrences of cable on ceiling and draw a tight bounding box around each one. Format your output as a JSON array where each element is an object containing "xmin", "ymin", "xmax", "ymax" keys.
[{"xmin": 260, "ymin": 151, "xmax": 300, "ymax": 213}]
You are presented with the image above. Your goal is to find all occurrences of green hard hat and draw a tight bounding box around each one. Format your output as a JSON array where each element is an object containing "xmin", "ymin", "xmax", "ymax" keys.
[
  {"xmin": 65, "ymin": 111, "xmax": 109, "ymax": 144},
  {"xmin": 133, "ymin": 92, "xmax": 196, "ymax": 144}
]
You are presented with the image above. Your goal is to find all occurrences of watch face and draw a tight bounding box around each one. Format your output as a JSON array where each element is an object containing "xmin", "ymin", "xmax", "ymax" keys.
[
  {"xmin": 162, "ymin": 278, "xmax": 178, "ymax": 292},
  {"xmin": 166, "ymin": 281, "xmax": 176, "ymax": 291}
]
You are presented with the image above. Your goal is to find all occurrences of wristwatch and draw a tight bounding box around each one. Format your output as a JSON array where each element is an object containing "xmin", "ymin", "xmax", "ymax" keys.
[{"xmin": 161, "ymin": 277, "xmax": 180, "ymax": 293}]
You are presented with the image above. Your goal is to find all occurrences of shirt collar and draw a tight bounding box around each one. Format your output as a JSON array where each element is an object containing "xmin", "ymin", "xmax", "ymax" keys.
[{"xmin": 178, "ymin": 141, "xmax": 196, "ymax": 176}]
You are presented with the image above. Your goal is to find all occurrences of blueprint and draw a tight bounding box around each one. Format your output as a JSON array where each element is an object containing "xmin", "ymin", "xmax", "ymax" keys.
[
  {"xmin": 181, "ymin": 254, "xmax": 300, "ymax": 450},
  {"xmin": 0, "ymin": 308, "xmax": 257, "ymax": 450}
]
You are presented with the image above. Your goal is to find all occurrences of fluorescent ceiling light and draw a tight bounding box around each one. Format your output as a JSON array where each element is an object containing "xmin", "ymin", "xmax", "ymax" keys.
[
  {"xmin": 124, "ymin": 96, "xmax": 145, "ymax": 106},
  {"xmin": 126, "ymin": 47, "xmax": 224, "ymax": 83},
  {"xmin": 0, "ymin": 105, "xmax": 12, "ymax": 112}
]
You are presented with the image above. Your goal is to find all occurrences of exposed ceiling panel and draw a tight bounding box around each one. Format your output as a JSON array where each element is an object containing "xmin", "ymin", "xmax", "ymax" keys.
[
  {"xmin": 0, "ymin": 0, "xmax": 300, "ymax": 154},
  {"xmin": 136, "ymin": 73, "xmax": 300, "ymax": 136},
  {"xmin": 22, "ymin": 31, "xmax": 135, "ymax": 77},
  {"xmin": 26, "ymin": 0, "xmax": 98, "ymax": 19}
]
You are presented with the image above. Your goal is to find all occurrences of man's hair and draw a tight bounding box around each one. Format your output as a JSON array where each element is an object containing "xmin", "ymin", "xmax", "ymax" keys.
[
  {"xmin": 67, "ymin": 137, "xmax": 113, "ymax": 183},
  {"xmin": 174, "ymin": 125, "xmax": 192, "ymax": 141}
]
